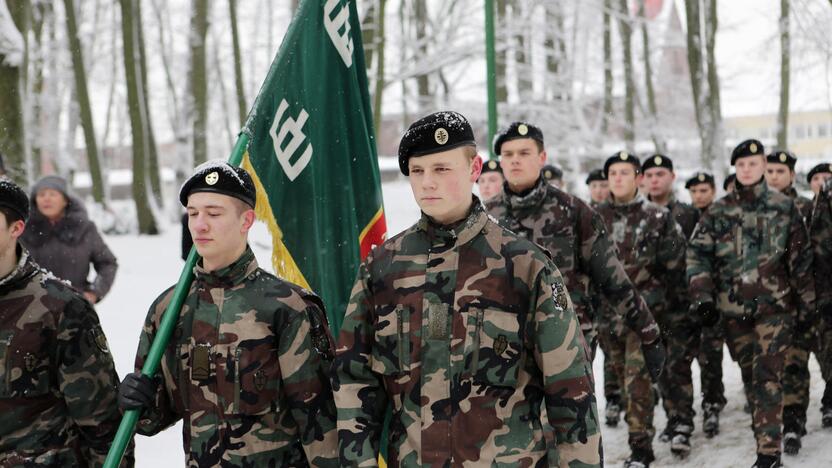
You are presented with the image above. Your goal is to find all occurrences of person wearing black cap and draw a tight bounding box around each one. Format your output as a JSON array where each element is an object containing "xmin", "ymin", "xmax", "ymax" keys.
[
  {"xmin": 118, "ymin": 162, "xmax": 338, "ymax": 466},
  {"xmin": 20, "ymin": 175, "xmax": 118, "ymax": 303},
  {"xmin": 724, "ymin": 173, "xmax": 737, "ymax": 193},
  {"xmin": 586, "ymin": 168, "xmax": 609, "ymax": 206},
  {"xmin": 476, "ymin": 158, "xmax": 504, "ymax": 201},
  {"xmin": 595, "ymin": 151, "xmax": 688, "ymax": 464},
  {"xmin": 488, "ymin": 125, "xmax": 664, "ymax": 434},
  {"xmin": 542, "ymin": 163, "xmax": 563, "ymax": 188},
  {"xmin": 766, "ymin": 150, "xmax": 813, "ymax": 225},
  {"xmin": 808, "ymin": 163, "xmax": 832, "ymax": 196},
  {"xmin": 685, "ymin": 172, "xmax": 716, "ymax": 211},
  {"xmin": 809, "ymin": 174, "xmax": 832, "ymax": 431},
  {"xmin": 688, "ymin": 139, "xmax": 815, "ymax": 468},
  {"xmin": 0, "ymin": 177, "xmax": 133, "ymax": 466},
  {"xmin": 335, "ymin": 112, "xmax": 601, "ymax": 467}
]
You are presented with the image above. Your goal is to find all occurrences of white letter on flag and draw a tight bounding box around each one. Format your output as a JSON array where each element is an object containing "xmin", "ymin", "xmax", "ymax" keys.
[
  {"xmin": 323, "ymin": 0, "xmax": 353, "ymax": 68},
  {"xmin": 270, "ymin": 99, "xmax": 313, "ymax": 182}
]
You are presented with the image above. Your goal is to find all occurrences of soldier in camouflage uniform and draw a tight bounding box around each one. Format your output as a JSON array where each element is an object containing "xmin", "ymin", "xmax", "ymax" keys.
[
  {"xmin": 484, "ymin": 123, "xmax": 664, "ymax": 432},
  {"xmin": 117, "ymin": 163, "xmax": 338, "ymax": 467},
  {"xmin": 811, "ymin": 176, "xmax": 832, "ymax": 429},
  {"xmin": 685, "ymin": 172, "xmax": 728, "ymax": 438},
  {"xmin": 808, "ymin": 163, "xmax": 832, "ymax": 196},
  {"xmin": 640, "ymin": 155, "xmax": 702, "ymax": 449},
  {"xmin": 688, "ymin": 140, "xmax": 815, "ymax": 468},
  {"xmin": 0, "ymin": 178, "xmax": 133, "ymax": 467},
  {"xmin": 333, "ymin": 112, "xmax": 602, "ymax": 467},
  {"xmin": 764, "ymin": 150, "xmax": 818, "ymax": 454},
  {"xmin": 595, "ymin": 152, "xmax": 687, "ymax": 466},
  {"xmin": 586, "ymin": 169, "xmax": 610, "ymax": 206}
]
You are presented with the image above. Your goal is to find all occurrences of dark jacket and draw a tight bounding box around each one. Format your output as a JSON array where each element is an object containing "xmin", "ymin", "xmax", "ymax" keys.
[{"xmin": 20, "ymin": 195, "xmax": 118, "ymax": 300}]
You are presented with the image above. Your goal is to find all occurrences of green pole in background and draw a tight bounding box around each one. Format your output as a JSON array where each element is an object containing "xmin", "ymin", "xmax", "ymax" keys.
[
  {"xmin": 102, "ymin": 134, "xmax": 250, "ymax": 468},
  {"xmin": 485, "ymin": 0, "xmax": 498, "ymax": 160}
]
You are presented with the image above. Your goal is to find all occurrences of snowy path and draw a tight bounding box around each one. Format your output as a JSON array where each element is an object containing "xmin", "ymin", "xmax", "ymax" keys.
[{"xmin": 96, "ymin": 180, "xmax": 832, "ymax": 466}]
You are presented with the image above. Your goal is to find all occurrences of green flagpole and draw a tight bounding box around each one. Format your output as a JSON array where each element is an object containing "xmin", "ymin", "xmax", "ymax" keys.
[
  {"xmin": 485, "ymin": 0, "xmax": 498, "ymax": 160},
  {"xmin": 102, "ymin": 134, "xmax": 250, "ymax": 468}
]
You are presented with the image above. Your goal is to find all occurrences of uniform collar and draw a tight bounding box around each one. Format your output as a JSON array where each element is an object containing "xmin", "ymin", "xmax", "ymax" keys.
[
  {"xmin": 0, "ymin": 246, "xmax": 39, "ymax": 294},
  {"xmin": 504, "ymin": 176, "xmax": 548, "ymax": 212},
  {"xmin": 611, "ymin": 193, "xmax": 646, "ymax": 212},
  {"xmin": 734, "ymin": 177, "xmax": 768, "ymax": 205},
  {"xmin": 194, "ymin": 246, "xmax": 258, "ymax": 289},
  {"xmin": 647, "ymin": 192, "xmax": 675, "ymax": 207},
  {"xmin": 418, "ymin": 196, "xmax": 488, "ymax": 247},
  {"xmin": 781, "ymin": 185, "xmax": 799, "ymax": 199}
]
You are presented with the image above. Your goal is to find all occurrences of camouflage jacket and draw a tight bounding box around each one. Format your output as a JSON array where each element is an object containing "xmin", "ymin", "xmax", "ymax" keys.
[
  {"xmin": 486, "ymin": 177, "xmax": 659, "ymax": 344},
  {"xmin": 783, "ymin": 186, "xmax": 814, "ymax": 226},
  {"xmin": 649, "ymin": 195, "xmax": 700, "ymax": 240},
  {"xmin": 333, "ymin": 200, "xmax": 601, "ymax": 468},
  {"xmin": 134, "ymin": 247, "xmax": 338, "ymax": 467},
  {"xmin": 0, "ymin": 247, "xmax": 131, "ymax": 467},
  {"xmin": 595, "ymin": 195, "xmax": 687, "ymax": 319},
  {"xmin": 811, "ymin": 179, "xmax": 832, "ymax": 322},
  {"xmin": 688, "ymin": 179, "xmax": 815, "ymax": 322}
]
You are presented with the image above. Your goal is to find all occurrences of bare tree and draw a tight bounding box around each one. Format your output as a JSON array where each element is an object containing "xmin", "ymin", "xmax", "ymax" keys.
[
  {"xmin": 190, "ymin": 0, "xmax": 210, "ymax": 165},
  {"xmin": 0, "ymin": 0, "xmax": 27, "ymax": 183},
  {"xmin": 777, "ymin": 0, "xmax": 790, "ymax": 148},
  {"xmin": 638, "ymin": 0, "xmax": 666, "ymax": 153},
  {"xmin": 602, "ymin": 0, "xmax": 613, "ymax": 135},
  {"xmin": 414, "ymin": 0, "xmax": 430, "ymax": 111},
  {"xmin": 136, "ymin": 0, "xmax": 163, "ymax": 205},
  {"xmin": 372, "ymin": 0, "xmax": 388, "ymax": 135},
  {"xmin": 229, "ymin": 0, "xmax": 246, "ymax": 126},
  {"xmin": 617, "ymin": 0, "xmax": 636, "ymax": 147},
  {"xmin": 63, "ymin": 0, "xmax": 105, "ymax": 203},
  {"xmin": 703, "ymin": 0, "xmax": 723, "ymax": 167},
  {"xmin": 119, "ymin": 0, "xmax": 157, "ymax": 234}
]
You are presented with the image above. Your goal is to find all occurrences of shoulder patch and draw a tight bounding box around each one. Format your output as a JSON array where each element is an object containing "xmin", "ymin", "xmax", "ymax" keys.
[{"xmin": 89, "ymin": 326, "xmax": 110, "ymax": 354}]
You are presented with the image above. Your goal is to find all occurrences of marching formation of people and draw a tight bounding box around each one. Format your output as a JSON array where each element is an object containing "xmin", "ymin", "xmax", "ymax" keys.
[{"xmin": 2, "ymin": 110, "xmax": 831, "ymax": 468}]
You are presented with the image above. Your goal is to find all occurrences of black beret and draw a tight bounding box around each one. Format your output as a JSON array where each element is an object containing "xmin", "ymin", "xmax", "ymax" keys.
[
  {"xmin": 585, "ymin": 168, "xmax": 606, "ymax": 185},
  {"xmin": 604, "ymin": 151, "xmax": 640, "ymax": 175},
  {"xmin": 493, "ymin": 121, "xmax": 544, "ymax": 155},
  {"xmin": 542, "ymin": 164, "xmax": 562, "ymax": 181},
  {"xmin": 685, "ymin": 172, "xmax": 715, "ymax": 189},
  {"xmin": 179, "ymin": 162, "xmax": 256, "ymax": 208},
  {"xmin": 807, "ymin": 163, "xmax": 832, "ymax": 184},
  {"xmin": 480, "ymin": 159, "xmax": 502, "ymax": 175},
  {"xmin": 766, "ymin": 150, "xmax": 796, "ymax": 170},
  {"xmin": 723, "ymin": 173, "xmax": 736, "ymax": 191},
  {"xmin": 641, "ymin": 154, "xmax": 674, "ymax": 172},
  {"xmin": 398, "ymin": 111, "xmax": 476, "ymax": 175},
  {"xmin": 731, "ymin": 139, "xmax": 764, "ymax": 165},
  {"xmin": 0, "ymin": 177, "xmax": 29, "ymax": 222}
]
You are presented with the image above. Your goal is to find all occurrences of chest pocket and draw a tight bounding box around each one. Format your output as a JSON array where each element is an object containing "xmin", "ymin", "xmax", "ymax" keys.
[
  {"xmin": 465, "ymin": 309, "xmax": 522, "ymax": 387},
  {"xmin": 371, "ymin": 305, "xmax": 412, "ymax": 377},
  {"xmin": 233, "ymin": 342, "xmax": 281, "ymax": 415},
  {"xmin": 1, "ymin": 330, "xmax": 51, "ymax": 398}
]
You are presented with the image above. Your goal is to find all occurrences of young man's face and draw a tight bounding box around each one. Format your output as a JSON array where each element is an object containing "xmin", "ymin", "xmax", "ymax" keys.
[
  {"xmin": 499, "ymin": 138, "xmax": 546, "ymax": 191},
  {"xmin": 588, "ymin": 180, "xmax": 610, "ymax": 203},
  {"xmin": 811, "ymin": 172, "xmax": 832, "ymax": 195},
  {"xmin": 187, "ymin": 192, "xmax": 255, "ymax": 265},
  {"xmin": 607, "ymin": 163, "xmax": 641, "ymax": 200},
  {"xmin": 688, "ymin": 183, "xmax": 716, "ymax": 209},
  {"xmin": 409, "ymin": 147, "xmax": 481, "ymax": 224},
  {"xmin": 643, "ymin": 167, "xmax": 675, "ymax": 199},
  {"xmin": 0, "ymin": 212, "xmax": 25, "ymax": 263},
  {"xmin": 735, "ymin": 156, "xmax": 766, "ymax": 186},
  {"xmin": 765, "ymin": 162, "xmax": 794, "ymax": 191},
  {"xmin": 477, "ymin": 171, "xmax": 504, "ymax": 201},
  {"xmin": 35, "ymin": 188, "xmax": 68, "ymax": 220}
]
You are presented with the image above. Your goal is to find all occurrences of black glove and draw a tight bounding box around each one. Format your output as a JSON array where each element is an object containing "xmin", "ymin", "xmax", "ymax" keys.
[
  {"xmin": 118, "ymin": 372, "xmax": 158, "ymax": 411},
  {"xmin": 641, "ymin": 339, "xmax": 666, "ymax": 383},
  {"xmin": 697, "ymin": 302, "xmax": 719, "ymax": 328}
]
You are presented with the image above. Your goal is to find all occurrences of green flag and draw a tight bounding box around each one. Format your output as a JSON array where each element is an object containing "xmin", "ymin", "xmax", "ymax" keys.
[{"xmin": 242, "ymin": 0, "xmax": 386, "ymax": 334}]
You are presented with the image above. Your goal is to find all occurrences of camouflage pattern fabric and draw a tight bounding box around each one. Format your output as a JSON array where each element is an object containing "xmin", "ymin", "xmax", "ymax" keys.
[
  {"xmin": 486, "ymin": 177, "xmax": 660, "ymax": 354},
  {"xmin": 595, "ymin": 195, "xmax": 689, "ymax": 446},
  {"xmin": 0, "ymin": 247, "xmax": 133, "ymax": 467},
  {"xmin": 607, "ymin": 324, "xmax": 654, "ymax": 449},
  {"xmin": 810, "ymin": 180, "xmax": 832, "ymax": 412},
  {"xmin": 687, "ymin": 178, "xmax": 815, "ymax": 455},
  {"xmin": 333, "ymin": 200, "xmax": 602, "ymax": 467},
  {"xmin": 134, "ymin": 246, "xmax": 338, "ymax": 467},
  {"xmin": 697, "ymin": 321, "xmax": 727, "ymax": 409}
]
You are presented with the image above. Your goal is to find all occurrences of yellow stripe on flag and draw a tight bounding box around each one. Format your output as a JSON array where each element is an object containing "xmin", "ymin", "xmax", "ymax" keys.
[{"xmin": 242, "ymin": 153, "xmax": 311, "ymax": 290}]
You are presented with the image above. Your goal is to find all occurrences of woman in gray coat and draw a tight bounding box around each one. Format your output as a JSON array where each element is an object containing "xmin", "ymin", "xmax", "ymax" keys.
[{"xmin": 20, "ymin": 176, "xmax": 118, "ymax": 303}]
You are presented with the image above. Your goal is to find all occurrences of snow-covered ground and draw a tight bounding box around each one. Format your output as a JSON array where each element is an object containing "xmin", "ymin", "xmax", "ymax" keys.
[{"xmin": 96, "ymin": 179, "xmax": 832, "ymax": 466}]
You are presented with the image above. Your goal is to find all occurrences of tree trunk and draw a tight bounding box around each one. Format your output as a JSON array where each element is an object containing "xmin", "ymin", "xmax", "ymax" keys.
[
  {"xmin": 64, "ymin": 0, "xmax": 105, "ymax": 204},
  {"xmin": 703, "ymin": 0, "xmax": 723, "ymax": 169},
  {"xmin": 684, "ymin": 0, "xmax": 709, "ymax": 165},
  {"xmin": 544, "ymin": 3, "xmax": 567, "ymax": 101},
  {"xmin": 398, "ymin": 0, "xmax": 409, "ymax": 127},
  {"xmin": 617, "ymin": 0, "xmax": 636, "ymax": 147},
  {"xmin": 602, "ymin": 0, "xmax": 613, "ymax": 135},
  {"xmin": 30, "ymin": 1, "xmax": 50, "ymax": 179},
  {"xmin": 0, "ymin": 0, "xmax": 27, "ymax": 183},
  {"xmin": 372, "ymin": 0, "xmax": 387, "ymax": 136},
  {"xmin": 136, "ymin": 0, "xmax": 163, "ymax": 206},
  {"xmin": 495, "ymin": 0, "xmax": 507, "ymax": 104},
  {"xmin": 513, "ymin": 0, "xmax": 532, "ymax": 101},
  {"xmin": 776, "ymin": 0, "xmax": 789, "ymax": 148},
  {"xmin": 229, "ymin": 0, "xmax": 246, "ymax": 126},
  {"xmin": 414, "ymin": 0, "xmax": 430, "ymax": 112},
  {"xmin": 119, "ymin": 0, "xmax": 157, "ymax": 234},
  {"xmin": 190, "ymin": 0, "xmax": 210, "ymax": 165},
  {"xmin": 638, "ymin": 0, "xmax": 665, "ymax": 153}
]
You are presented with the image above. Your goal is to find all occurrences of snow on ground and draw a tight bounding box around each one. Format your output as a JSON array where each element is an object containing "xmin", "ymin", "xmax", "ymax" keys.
[{"xmin": 96, "ymin": 179, "xmax": 832, "ymax": 466}]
